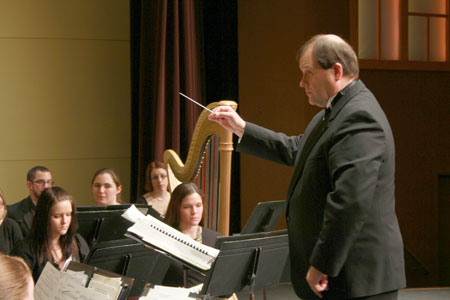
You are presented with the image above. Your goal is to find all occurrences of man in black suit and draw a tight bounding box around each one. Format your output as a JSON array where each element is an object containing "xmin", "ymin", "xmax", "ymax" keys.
[
  {"xmin": 209, "ymin": 34, "xmax": 405, "ymax": 299},
  {"xmin": 7, "ymin": 166, "xmax": 53, "ymax": 237}
]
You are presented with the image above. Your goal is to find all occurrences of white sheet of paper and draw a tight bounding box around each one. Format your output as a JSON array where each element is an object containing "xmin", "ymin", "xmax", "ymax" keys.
[
  {"xmin": 35, "ymin": 262, "xmax": 60, "ymax": 300},
  {"xmin": 35, "ymin": 262, "xmax": 122, "ymax": 300},
  {"xmin": 121, "ymin": 204, "xmax": 146, "ymax": 223},
  {"xmin": 140, "ymin": 285, "xmax": 191, "ymax": 300},
  {"xmin": 90, "ymin": 273, "xmax": 123, "ymax": 300}
]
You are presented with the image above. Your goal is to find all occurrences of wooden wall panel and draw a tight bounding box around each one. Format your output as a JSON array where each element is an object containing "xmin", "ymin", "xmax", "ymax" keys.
[{"xmin": 238, "ymin": 0, "xmax": 450, "ymax": 287}]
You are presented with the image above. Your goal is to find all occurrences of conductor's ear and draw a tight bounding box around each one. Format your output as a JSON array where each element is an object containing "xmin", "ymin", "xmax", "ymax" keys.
[{"xmin": 332, "ymin": 63, "xmax": 344, "ymax": 81}]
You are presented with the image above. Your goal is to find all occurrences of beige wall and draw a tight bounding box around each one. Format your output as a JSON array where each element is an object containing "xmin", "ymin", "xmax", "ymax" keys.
[{"xmin": 0, "ymin": 0, "xmax": 131, "ymax": 206}]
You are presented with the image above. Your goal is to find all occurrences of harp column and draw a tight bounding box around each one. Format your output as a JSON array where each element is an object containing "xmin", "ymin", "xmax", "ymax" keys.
[{"xmin": 217, "ymin": 128, "xmax": 234, "ymax": 236}]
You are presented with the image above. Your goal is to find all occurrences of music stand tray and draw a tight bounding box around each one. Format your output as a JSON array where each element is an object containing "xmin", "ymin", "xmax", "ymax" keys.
[
  {"xmin": 199, "ymin": 230, "xmax": 289, "ymax": 299},
  {"xmin": 67, "ymin": 261, "xmax": 134, "ymax": 300},
  {"xmin": 77, "ymin": 204, "xmax": 161, "ymax": 247},
  {"xmin": 85, "ymin": 238, "xmax": 171, "ymax": 297},
  {"xmin": 240, "ymin": 200, "xmax": 286, "ymax": 234}
]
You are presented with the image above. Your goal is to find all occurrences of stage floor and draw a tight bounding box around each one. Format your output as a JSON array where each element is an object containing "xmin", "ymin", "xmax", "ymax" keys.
[{"xmin": 236, "ymin": 283, "xmax": 450, "ymax": 300}]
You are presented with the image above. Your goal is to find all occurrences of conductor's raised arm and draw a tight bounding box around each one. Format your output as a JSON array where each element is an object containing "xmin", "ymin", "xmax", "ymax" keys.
[{"xmin": 208, "ymin": 105, "xmax": 246, "ymax": 138}]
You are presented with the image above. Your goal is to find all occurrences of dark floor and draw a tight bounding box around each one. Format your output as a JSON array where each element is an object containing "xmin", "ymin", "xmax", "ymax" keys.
[{"xmin": 236, "ymin": 284, "xmax": 450, "ymax": 300}]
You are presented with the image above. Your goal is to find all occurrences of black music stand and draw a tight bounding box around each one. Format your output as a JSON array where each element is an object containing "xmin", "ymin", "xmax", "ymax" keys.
[
  {"xmin": 85, "ymin": 238, "xmax": 171, "ymax": 297},
  {"xmin": 195, "ymin": 230, "xmax": 289, "ymax": 300},
  {"xmin": 77, "ymin": 204, "xmax": 162, "ymax": 247},
  {"xmin": 67, "ymin": 261, "xmax": 134, "ymax": 300},
  {"xmin": 240, "ymin": 200, "xmax": 286, "ymax": 234}
]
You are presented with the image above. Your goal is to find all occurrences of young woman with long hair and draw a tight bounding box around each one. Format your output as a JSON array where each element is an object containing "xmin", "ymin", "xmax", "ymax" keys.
[
  {"xmin": 12, "ymin": 187, "xmax": 89, "ymax": 282},
  {"xmin": 162, "ymin": 182, "xmax": 221, "ymax": 288}
]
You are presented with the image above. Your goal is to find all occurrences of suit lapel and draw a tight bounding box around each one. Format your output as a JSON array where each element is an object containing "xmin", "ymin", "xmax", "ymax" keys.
[
  {"xmin": 23, "ymin": 211, "xmax": 34, "ymax": 230},
  {"xmin": 24, "ymin": 196, "xmax": 35, "ymax": 231},
  {"xmin": 286, "ymin": 109, "xmax": 329, "ymax": 202},
  {"xmin": 285, "ymin": 80, "xmax": 365, "ymax": 213}
]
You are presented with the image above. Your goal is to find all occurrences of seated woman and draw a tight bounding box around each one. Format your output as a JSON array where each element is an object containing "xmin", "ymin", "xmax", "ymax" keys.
[
  {"xmin": 0, "ymin": 190, "xmax": 23, "ymax": 254},
  {"xmin": 162, "ymin": 182, "xmax": 221, "ymax": 288},
  {"xmin": 12, "ymin": 186, "xmax": 89, "ymax": 282},
  {"xmin": 136, "ymin": 161, "xmax": 171, "ymax": 216},
  {"xmin": 0, "ymin": 253, "xmax": 34, "ymax": 300},
  {"xmin": 91, "ymin": 168, "xmax": 123, "ymax": 206}
]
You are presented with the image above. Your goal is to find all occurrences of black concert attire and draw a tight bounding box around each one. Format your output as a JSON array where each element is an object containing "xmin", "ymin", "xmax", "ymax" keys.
[
  {"xmin": 7, "ymin": 196, "xmax": 35, "ymax": 238},
  {"xmin": 238, "ymin": 80, "xmax": 406, "ymax": 299},
  {"xmin": 12, "ymin": 234, "xmax": 89, "ymax": 283},
  {"xmin": 0, "ymin": 217, "xmax": 23, "ymax": 254}
]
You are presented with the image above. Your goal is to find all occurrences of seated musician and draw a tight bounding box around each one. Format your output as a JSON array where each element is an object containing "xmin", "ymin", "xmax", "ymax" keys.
[
  {"xmin": 12, "ymin": 187, "xmax": 89, "ymax": 282},
  {"xmin": 0, "ymin": 189, "xmax": 23, "ymax": 254},
  {"xmin": 0, "ymin": 253, "xmax": 34, "ymax": 300},
  {"xmin": 136, "ymin": 161, "xmax": 170, "ymax": 217},
  {"xmin": 91, "ymin": 168, "xmax": 123, "ymax": 206},
  {"xmin": 162, "ymin": 182, "xmax": 221, "ymax": 288}
]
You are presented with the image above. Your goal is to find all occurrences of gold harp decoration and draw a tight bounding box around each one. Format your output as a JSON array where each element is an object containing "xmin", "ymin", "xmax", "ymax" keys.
[{"xmin": 163, "ymin": 100, "xmax": 237, "ymax": 236}]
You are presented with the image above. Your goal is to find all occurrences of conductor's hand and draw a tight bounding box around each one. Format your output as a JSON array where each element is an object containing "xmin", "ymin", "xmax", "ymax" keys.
[
  {"xmin": 208, "ymin": 105, "xmax": 246, "ymax": 138},
  {"xmin": 306, "ymin": 266, "xmax": 328, "ymax": 298}
]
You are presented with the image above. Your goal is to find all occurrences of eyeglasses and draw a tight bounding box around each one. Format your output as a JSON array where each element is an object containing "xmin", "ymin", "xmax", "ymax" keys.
[
  {"xmin": 32, "ymin": 179, "xmax": 54, "ymax": 186},
  {"xmin": 151, "ymin": 174, "xmax": 167, "ymax": 181}
]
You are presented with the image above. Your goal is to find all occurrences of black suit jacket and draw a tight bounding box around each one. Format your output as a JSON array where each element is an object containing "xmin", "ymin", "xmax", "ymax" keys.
[
  {"xmin": 7, "ymin": 196, "xmax": 35, "ymax": 238},
  {"xmin": 0, "ymin": 217, "xmax": 23, "ymax": 254},
  {"xmin": 238, "ymin": 80, "xmax": 406, "ymax": 299}
]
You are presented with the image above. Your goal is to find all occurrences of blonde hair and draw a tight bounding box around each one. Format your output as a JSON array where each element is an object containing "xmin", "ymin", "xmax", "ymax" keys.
[
  {"xmin": 0, "ymin": 189, "xmax": 7, "ymax": 220},
  {"xmin": 0, "ymin": 254, "xmax": 33, "ymax": 300}
]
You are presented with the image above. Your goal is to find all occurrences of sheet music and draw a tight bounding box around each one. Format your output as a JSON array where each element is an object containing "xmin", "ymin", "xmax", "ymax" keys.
[
  {"xmin": 89, "ymin": 273, "xmax": 123, "ymax": 300},
  {"xmin": 35, "ymin": 262, "xmax": 60, "ymax": 299},
  {"xmin": 140, "ymin": 285, "xmax": 192, "ymax": 300},
  {"xmin": 35, "ymin": 262, "xmax": 124, "ymax": 300},
  {"xmin": 123, "ymin": 205, "xmax": 219, "ymax": 271},
  {"xmin": 121, "ymin": 204, "xmax": 146, "ymax": 223}
]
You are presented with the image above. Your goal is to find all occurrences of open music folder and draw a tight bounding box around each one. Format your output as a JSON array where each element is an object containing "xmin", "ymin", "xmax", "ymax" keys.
[
  {"xmin": 122, "ymin": 205, "xmax": 219, "ymax": 272},
  {"xmin": 34, "ymin": 261, "xmax": 133, "ymax": 300}
]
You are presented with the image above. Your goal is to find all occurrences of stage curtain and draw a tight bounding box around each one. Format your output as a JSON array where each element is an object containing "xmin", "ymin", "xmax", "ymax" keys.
[
  {"xmin": 130, "ymin": 0, "xmax": 202, "ymax": 200},
  {"xmin": 130, "ymin": 0, "xmax": 240, "ymax": 234}
]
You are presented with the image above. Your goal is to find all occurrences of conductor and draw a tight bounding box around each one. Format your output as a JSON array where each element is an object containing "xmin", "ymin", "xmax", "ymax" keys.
[{"xmin": 208, "ymin": 34, "xmax": 406, "ymax": 299}]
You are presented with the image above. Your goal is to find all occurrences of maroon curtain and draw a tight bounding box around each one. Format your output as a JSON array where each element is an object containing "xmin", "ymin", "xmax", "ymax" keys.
[{"xmin": 131, "ymin": 0, "xmax": 203, "ymax": 200}]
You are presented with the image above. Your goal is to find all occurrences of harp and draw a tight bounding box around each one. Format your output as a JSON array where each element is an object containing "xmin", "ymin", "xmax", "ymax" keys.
[{"xmin": 163, "ymin": 100, "xmax": 237, "ymax": 236}]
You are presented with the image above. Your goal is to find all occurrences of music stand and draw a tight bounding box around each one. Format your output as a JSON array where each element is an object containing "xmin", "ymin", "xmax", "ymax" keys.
[
  {"xmin": 85, "ymin": 238, "xmax": 171, "ymax": 297},
  {"xmin": 197, "ymin": 230, "xmax": 289, "ymax": 299},
  {"xmin": 240, "ymin": 200, "xmax": 286, "ymax": 234},
  {"xmin": 67, "ymin": 261, "xmax": 134, "ymax": 300},
  {"xmin": 77, "ymin": 204, "xmax": 161, "ymax": 247}
]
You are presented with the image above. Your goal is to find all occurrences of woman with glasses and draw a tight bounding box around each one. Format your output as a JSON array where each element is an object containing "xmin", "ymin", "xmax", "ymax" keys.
[
  {"xmin": 12, "ymin": 187, "xmax": 89, "ymax": 282},
  {"xmin": 162, "ymin": 182, "xmax": 221, "ymax": 288},
  {"xmin": 0, "ymin": 189, "xmax": 23, "ymax": 254},
  {"xmin": 91, "ymin": 168, "xmax": 123, "ymax": 206},
  {"xmin": 136, "ymin": 161, "xmax": 171, "ymax": 217}
]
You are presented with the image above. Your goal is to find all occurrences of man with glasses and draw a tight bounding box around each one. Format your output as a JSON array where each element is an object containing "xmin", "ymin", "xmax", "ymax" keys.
[{"xmin": 7, "ymin": 166, "xmax": 53, "ymax": 237}]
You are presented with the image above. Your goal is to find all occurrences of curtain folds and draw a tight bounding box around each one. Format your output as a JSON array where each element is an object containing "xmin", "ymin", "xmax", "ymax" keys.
[
  {"xmin": 131, "ymin": 0, "xmax": 240, "ymax": 234},
  {"xmin": 131, "ymin": 0, "xmax": 202, "ymax": 200}
]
